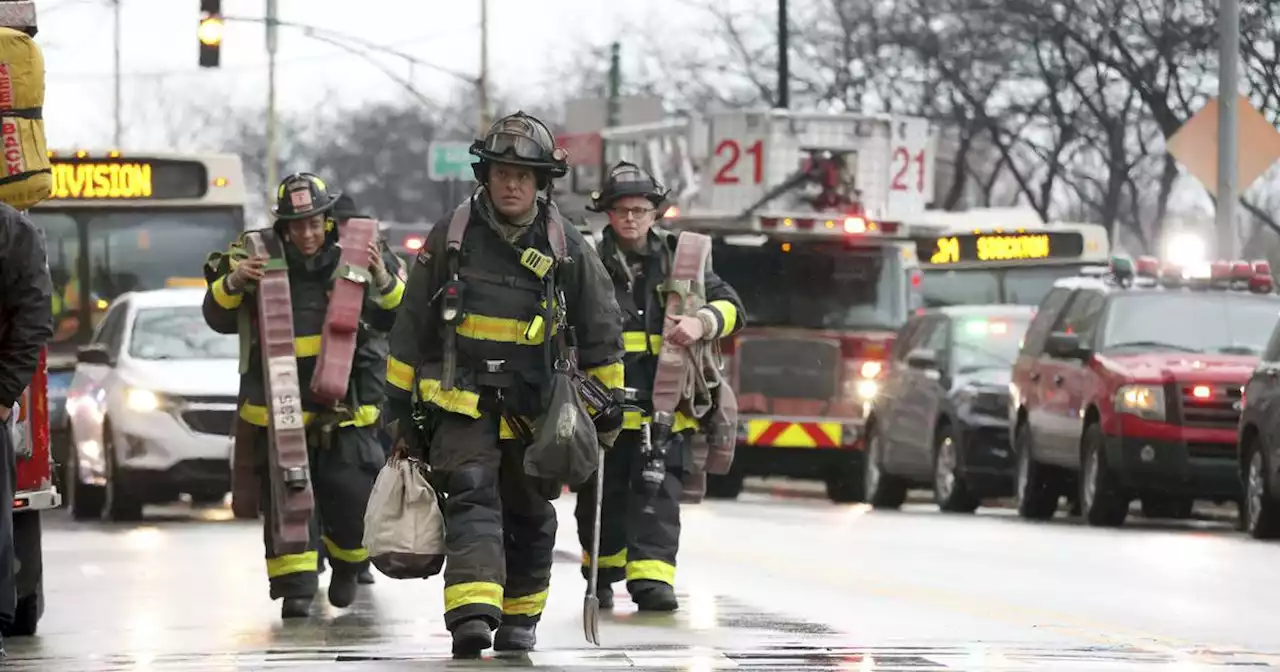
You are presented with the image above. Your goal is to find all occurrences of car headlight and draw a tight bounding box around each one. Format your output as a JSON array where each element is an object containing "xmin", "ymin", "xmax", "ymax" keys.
[
  {"xmin": 125, "ymin": 388, "xmax": 162, "ymax": 413},
  {"xmin": 1115, "ymin": 384, "xmax": 1165, "ymax": 421}
]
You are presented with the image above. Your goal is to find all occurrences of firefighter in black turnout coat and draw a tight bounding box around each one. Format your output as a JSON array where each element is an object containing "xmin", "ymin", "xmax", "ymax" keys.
[
  {"xmin": 383, "ymin": 111, "xmax": 625, "ymax": 656},
  {"xmin": 575, "ymin": 162, "xmax": 744, "ymax": 612},
  {"xmin": 202, "ymin": 173, "xmax": 405, "ymax": 619}
]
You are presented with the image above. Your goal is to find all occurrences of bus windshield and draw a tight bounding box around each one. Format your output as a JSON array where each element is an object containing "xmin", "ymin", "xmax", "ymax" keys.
[
  {"xmin": 35, "ymin": 207, "xmax": 243, "ymax": 351},
  {"xmin": 712, "ymin": 238, "xmax": 904, "ymax": 331},
  {"xmin": 923, "ymin": 266, "xmax": 1083, "ymax": 307}
]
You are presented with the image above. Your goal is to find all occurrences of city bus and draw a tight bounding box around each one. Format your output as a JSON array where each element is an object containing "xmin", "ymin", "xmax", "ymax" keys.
[
  {"xmin": 30, "ymin": 151, "xmax": 248, "ymax": 473},
  {"xmin": 908, "ymin": 208, "xmax": 1110, "ymax": 307}
]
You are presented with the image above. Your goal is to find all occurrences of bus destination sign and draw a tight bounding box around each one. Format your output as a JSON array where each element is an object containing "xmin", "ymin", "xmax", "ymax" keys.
[
  {"xmin": 49, "ymin": 158, "xmax": 209, "ymax": 201},
  {"xmin": 920, "ymin": 231, "xmax": 1086, "ymax": 265}
]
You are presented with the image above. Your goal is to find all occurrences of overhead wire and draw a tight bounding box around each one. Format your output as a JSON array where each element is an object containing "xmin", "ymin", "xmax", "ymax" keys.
[{"xmin": 45, "ymin": 22, "xmax": 477, "ymax": 81}]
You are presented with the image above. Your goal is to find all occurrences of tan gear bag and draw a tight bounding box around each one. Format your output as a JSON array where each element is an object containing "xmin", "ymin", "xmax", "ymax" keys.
[{"xmin": 362, "ymin": 454, "xmax": 446, "ymax": 579}]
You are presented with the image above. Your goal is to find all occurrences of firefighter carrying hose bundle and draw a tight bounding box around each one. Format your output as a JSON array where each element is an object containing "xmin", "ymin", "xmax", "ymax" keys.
[
  {"xmin": 575, "ymin": 161, "xmax": 744, "ymax": 612},
  {"xmin": 202, "ymin": 173, "xmax": 405, "ymax": 619}
]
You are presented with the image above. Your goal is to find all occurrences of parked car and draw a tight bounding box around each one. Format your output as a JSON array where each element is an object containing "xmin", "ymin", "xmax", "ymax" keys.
[
  {"xmin": 1010, "ymin": 256, "xmax": 1280, "ymax": 527},
  {"xmin": 864, "ymin": 305, "xmax": 1034, "ymax": 512},
  {"xmin": 1236, "ymin": 302, "xmax": 1280, "ymax": 539},
  {"xmin": 65, "ymin": 288, "xmax": 239, "ymax": 521}
]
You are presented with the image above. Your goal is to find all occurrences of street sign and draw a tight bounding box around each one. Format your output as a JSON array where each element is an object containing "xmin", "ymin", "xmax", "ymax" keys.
[
  {"xmin": 1166, "ymin": 94, "xmax": 1280, "ymax": 197},
  {"xmin": 428, "ymin": 141, "xmax": 477, "ymax": 182}
]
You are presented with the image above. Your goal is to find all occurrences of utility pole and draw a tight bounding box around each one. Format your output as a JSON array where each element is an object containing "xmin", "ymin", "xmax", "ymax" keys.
[
  {"xmin": 265, "ymin": 0, "xmax": 278, "ymax": 209},
  {"xmin": 1216, "ymin": 0, "xmax": 1240, "ymax": 259},
  {"xmin": 478, "ymin": 0, "xmax": 490, "ymax": 133},
  {"xmin": 607, "ymin": 42, "xmax": 620, "ymax": 126},
  {"xmin": 776, "ymin": 0, "xmax": 788, "ymax": 109},
  {"xmin": 112, "ymin": 0, "xmax": 121, "ymax": 146}
]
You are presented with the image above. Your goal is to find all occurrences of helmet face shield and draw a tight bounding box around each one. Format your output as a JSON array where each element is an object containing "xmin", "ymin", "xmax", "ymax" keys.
[{"xmin": 483, "ymin": 131, "xmax": 548, "ymax": 164}]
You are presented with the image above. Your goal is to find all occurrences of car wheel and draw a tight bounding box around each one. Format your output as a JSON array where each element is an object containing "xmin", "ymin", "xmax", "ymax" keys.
[
  {"xmin": 934, "ymin": 424, "xmax": 979, "ymax": 513},
  {"xmin": 863, "ymin": 425, "xmax": 907, "ymax": 509},
  {"xmin": 1014, "ymin": 423, "xmax": 1059, "ymax": 520},
  {"xmin": 1080, "ymin": 423, "xmax": 1128, "ymax": 527},
  {"xmin": 102, "ymin": 420, "xmax": 144, "ymax": 522},
  {"xmin": 67, "ymin": 438, "xmax": 105, "ymax": 521},
  {"xmin": 1245, "ymin": 441, "xmax": 1280, "ymax": 539}
]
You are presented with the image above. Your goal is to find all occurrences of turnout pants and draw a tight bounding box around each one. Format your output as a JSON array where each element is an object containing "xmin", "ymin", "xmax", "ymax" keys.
[
  {"xmin": 574, "ymin": 429, "xmax": 684, "ymax": 590},
  {"xmin": 256, "ymin": 425, "xmax": 382, "ymax": 600},
  {"xmin": 430, "ymin": 410, "xmax": 558, "ymax": 631}
]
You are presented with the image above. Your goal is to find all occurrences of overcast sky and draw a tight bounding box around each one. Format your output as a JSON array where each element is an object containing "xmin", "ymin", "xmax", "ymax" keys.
[{"xmin": 37, "ymin": 0, "xmax": 740, "ymax": 148}]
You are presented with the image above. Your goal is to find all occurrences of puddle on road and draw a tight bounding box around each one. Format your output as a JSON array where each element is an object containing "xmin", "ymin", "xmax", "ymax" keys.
[{"xmin": 7, "ymin": 644, "xmax": 1280, "ymax": 671}]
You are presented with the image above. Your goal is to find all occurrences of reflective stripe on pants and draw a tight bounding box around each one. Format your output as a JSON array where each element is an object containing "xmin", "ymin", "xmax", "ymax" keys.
[
  {"xmin": 575, "ymin": 429, "xmax": 682, "ymax": 589},
  {"xmin": 432, "ymin": 411, "xmax": 558, "ymax": 628}
]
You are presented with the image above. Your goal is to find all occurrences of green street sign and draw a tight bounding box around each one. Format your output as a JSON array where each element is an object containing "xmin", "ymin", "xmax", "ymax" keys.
[{"xmin": 428, "ymin": 141, "xmax": 478, "ymax": 182}]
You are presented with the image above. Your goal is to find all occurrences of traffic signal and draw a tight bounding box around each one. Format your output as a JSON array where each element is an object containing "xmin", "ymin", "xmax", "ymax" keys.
[{"xmin": 198, "ymin": 0, "xmax": 223, "ymax": 68}]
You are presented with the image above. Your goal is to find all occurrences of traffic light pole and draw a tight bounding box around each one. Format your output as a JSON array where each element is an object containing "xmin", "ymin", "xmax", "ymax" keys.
[{"xmin": 265, "ymin": 0, "xmax": 278, "ymax": 210}]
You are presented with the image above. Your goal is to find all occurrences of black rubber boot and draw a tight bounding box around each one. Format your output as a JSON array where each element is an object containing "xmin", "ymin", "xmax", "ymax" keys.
[
  {"xmin": 451, "ymin": 618, "xmax": 493, "ymax": 658},
  {"xmin": 328, "ymin": 571, "xmax": 358, "ymax": 608},
  {"xmin": 594, "ymin": 583, "xmax": 614, "ymax": 609},
  {"xmin": 629, "ymin": 580, "xmax": 678, "ymax": 612},
  {"xmin": 357, "ymin": 567, "xmax": 376, "ymax": 584},
  {"xmin": 493, "ymin": 623, "xmax": 537, "ymax": 652},
  {"xmin": 281, "ymin": 596, "xmax": 312, "ymax": 619}
]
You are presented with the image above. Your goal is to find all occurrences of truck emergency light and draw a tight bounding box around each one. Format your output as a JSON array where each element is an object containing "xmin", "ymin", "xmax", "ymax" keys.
[{"xmin": 402, "ymin": 235, "xmax": 424, "ymax": 251}]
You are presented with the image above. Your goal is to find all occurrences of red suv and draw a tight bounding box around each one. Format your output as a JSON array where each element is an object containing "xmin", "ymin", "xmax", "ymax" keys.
[{"xmin": 1009, "ymin": 257, "xmax": 1280, "ymax": 527}]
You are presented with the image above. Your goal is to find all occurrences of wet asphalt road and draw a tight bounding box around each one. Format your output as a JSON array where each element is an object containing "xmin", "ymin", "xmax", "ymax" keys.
[{"xmin": 6, "ymin": 489, "xmax": 1280, "ymax": 671}]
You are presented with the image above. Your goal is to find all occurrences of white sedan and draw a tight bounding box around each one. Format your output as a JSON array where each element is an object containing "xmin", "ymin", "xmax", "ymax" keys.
[{"xmin": 65, "ymin": 288, "xmax": 240, "ymax": 521}]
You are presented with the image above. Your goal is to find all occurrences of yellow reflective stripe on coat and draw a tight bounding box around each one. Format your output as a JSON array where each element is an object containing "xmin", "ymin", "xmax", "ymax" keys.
[
  {"xmin": 376, "ymin": 277, "xmax": 405, "ymax": 310},
  {"xmin": 444, "ymin": 581, "xmax": 504, "ymax": 613},
  {"xmin": 456, "ymin": 313, "xmax": 551, "ymax": 345},
  {"xmin": 322, "ymin": 535, "xmax": 369, "ymax": 564},
  {"xmin": 708, "ymin": 299, "xmax": 738, "ymax": 336},
  {"xmin": 626, "ymin": 559, "xmax": 675, "ymax": 585},
  {"xmin": 502, "ymin": 590, "xmax": 549, "ymax": 616},
  {"xmin": 582, "ymin": 547, "xmax": 627, "ymax": 569},
  {"xmin": 622, "ymin": 410, "xmax": 700, "ymax": 433},
  {"xmin": 586, "ymin": 361, "xmax": 624, "ymax": 389},
  {"xmin": 498, "ymin": 415, "xmax": 533, "ymax": 440},
  {"xmin": 211, "ymin": 276, "xmax": 243, "ymax": 309},
  {"xmin": 622, "ymin": 331, "xmax": 663, "ymax": 353},
  {"xmin": 417, "ymin": 378, "xmax": 482, "ymax": 418},
  {"xmin": 386, "ymin": 356, "xmax": 415, "ymax": 392},
  {"xmin": 266, "ymin": 551, "xmax": 318, "ymax": 578},
  {"xmin": 294, "ymin": 335, "xmax": 322, "ymax": 358},
  {"xmin": 238, "ymin": 403, "xmax": 381, "ymax": 428}
]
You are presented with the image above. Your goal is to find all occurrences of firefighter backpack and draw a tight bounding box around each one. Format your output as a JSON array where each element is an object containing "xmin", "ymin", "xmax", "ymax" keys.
[{"xmin": 0, "ymin": 26, "xmax": 50, "ymax": 210}]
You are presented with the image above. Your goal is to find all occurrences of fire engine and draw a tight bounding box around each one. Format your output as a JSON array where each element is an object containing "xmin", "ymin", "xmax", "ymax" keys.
[
  {"xmin": 597, "ymin": 109, "xmax": 937, "ymax": 501},
  {"xmin": 6, "ymin": 348, "xmax": 58, "ymax": 636}
]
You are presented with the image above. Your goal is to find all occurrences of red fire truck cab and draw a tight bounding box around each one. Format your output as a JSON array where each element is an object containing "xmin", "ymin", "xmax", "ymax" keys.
[{"xmin": 5, "ymin": 348, "xmax": 59, "ymax": 636}]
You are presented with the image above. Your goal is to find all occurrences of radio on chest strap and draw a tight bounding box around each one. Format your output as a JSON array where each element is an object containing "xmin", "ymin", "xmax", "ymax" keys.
[
  {"xmin": 439, "ymin": 199, "xmax": 571, "ymax": 391},
  {"xmin": 242, "ymin": 230, "xmax": 314, "ymax": 553}
]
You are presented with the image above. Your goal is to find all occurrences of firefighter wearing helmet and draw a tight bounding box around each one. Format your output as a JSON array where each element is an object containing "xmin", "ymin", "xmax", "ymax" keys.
[
  {"xmin": 383, "ymin": 111, "xmax": 625, "ymax": 656},
  {"xmin": 200, "ymin": 172, "xmax": 405, "ymax": 620},
  {"xmin": 575, "ymin": 161, "xmax": 744, "ymax": 612}
]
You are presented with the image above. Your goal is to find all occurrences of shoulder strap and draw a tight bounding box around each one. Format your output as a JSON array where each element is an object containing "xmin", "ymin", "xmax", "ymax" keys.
[
  {"xmin": 445, "ymin": 201, "xmax": 471, "ymax": 277},
  {"xmin": 544, "ymin": 201, "xmax": 569, "ymax": 262}
]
